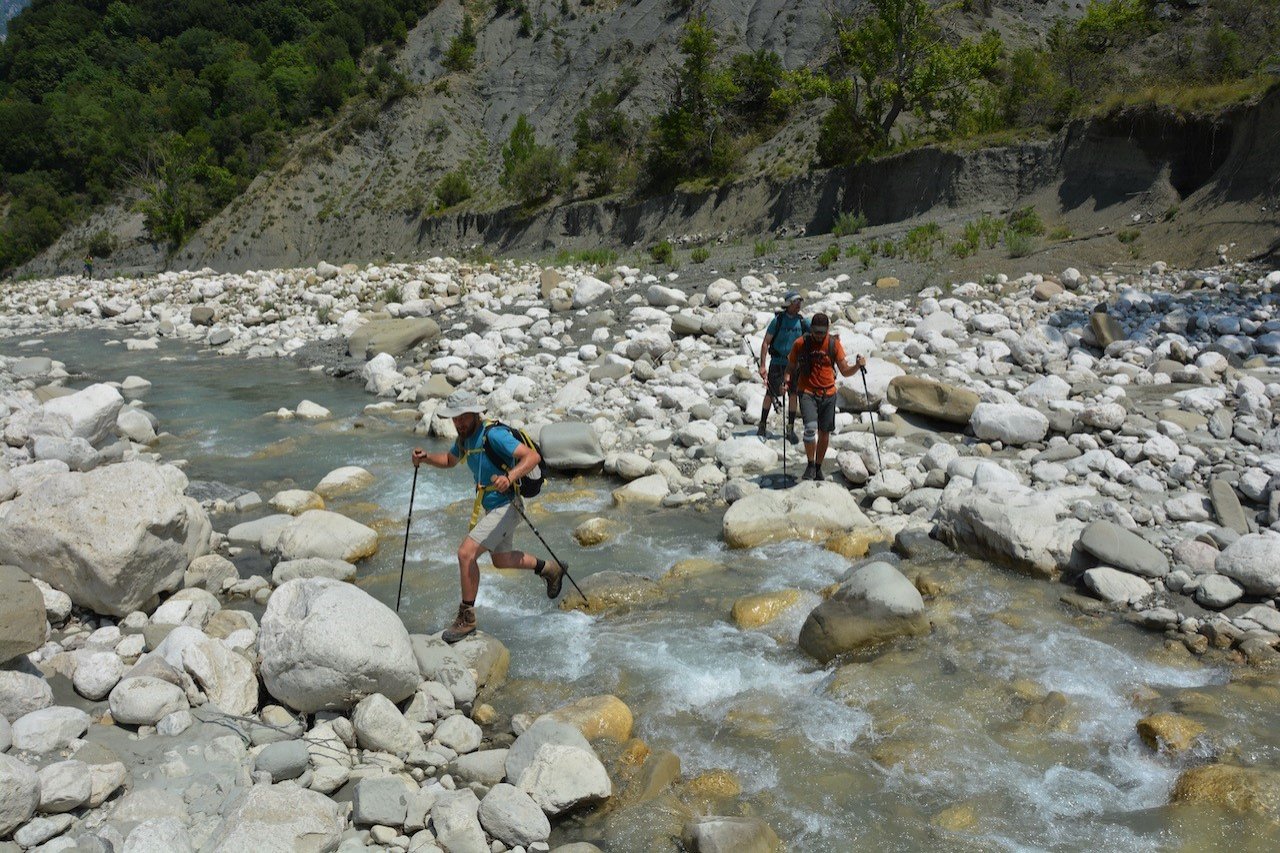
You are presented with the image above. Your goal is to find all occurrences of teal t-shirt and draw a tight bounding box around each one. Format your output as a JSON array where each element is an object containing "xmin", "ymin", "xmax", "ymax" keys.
[
  {"xmin": 766, "ymin": 311, "xmax": 809, "ymax": 358},
  {"xmin": 452, "ymin": 424, "xmax": 522, "ymax": 511}
]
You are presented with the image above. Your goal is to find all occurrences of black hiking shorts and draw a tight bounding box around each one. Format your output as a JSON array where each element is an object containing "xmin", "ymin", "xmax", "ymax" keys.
[{"xmin": 766, "ymin": 358, "xmax": 790, "ymax": 397}]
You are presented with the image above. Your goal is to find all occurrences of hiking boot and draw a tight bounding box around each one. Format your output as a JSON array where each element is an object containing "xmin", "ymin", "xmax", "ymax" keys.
[
  {"xmin": 756, "ymin": 423, "xmax": 768, "ymax": 438},
  {"xmin": 801, "ymin": 462, "xmax": 816, "ymax": 481},
  {"xmin": 537, "ymin": 560, "xmax": 565, "ymax": 600},
  {"xmin": 785, "ymin": 427, "xmax": 800, "ymax": 444},
  {"xmin": 813, "ymin": 464, "xmax": 825, "ymax": 482},
  {"xmin": 442, "ymin": 603, "xmax": 476, "ymax": 644}
]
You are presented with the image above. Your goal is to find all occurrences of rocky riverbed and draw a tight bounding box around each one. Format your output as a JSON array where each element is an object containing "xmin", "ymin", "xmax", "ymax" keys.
[{"xmin": 1, "ymin": 256, "xmax": 1279, "ymax": 850}]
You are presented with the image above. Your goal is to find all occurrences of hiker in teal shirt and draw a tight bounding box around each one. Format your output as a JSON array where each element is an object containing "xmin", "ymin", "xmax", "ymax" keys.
[
  {"xmin": 411, "ymin": 390, "xmax": 564, "ymax": 643},
  {"xmin": 758, "ymin": 290, "xmax": 809, "ymax": 442}
]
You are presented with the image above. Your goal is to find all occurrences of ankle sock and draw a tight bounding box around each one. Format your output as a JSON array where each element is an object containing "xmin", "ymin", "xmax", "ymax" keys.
[
  {"xmin": 534, "ymin": 558, "xmax": 546, "ymax": 575},
  {"xmin": 462, "ymin": 599, "xmax": 475, "ymax": 608}
]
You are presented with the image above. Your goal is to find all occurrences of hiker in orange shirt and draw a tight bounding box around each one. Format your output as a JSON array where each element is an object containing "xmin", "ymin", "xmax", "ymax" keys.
[{"xmin": 785, "ymin": 313, "xmax": 866, "ymax": 481}]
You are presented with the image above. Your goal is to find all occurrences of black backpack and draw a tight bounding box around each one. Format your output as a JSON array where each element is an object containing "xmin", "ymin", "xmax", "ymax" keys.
[
  {"xmin": 791, "ymin": 335, "xmax": 839, "ymax": 386},
  {"xmin": 481, "ymin": 420, "xmax": 546, "ymax": 497},
  {"xmin": 769, "ymin": 311, "xmax": 811, "ymax": 358}
]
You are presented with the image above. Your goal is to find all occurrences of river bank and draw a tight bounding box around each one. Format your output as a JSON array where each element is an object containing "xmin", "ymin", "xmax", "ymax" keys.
[{"xmin": 1, "ymin": 255, "xmax": 1279, "ymax": 850}]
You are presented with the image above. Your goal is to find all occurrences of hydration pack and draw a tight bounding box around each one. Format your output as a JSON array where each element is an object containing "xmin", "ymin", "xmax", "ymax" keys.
[{"xmin": 481, "ymin": 420, "xmax": 545, "ymax": 497}]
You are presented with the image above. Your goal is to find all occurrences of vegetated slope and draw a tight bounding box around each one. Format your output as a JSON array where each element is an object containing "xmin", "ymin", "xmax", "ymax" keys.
[
  {"xmin": 11, "ymin": 0, "xmax": 1280, "ymax": 276},
  {"xmin": 0, "ymin": 0, "xmax": 29, "ymax": 38}
]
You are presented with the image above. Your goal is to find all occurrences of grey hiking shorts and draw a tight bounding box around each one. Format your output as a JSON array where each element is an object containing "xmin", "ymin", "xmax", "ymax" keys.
[
  {"xmin": 800, "ymin": 391, "xmax": 837, "ymax": 434},
  {"xmin": 469, "ymin": 501, "xmax": 521, "ymax": 553}
]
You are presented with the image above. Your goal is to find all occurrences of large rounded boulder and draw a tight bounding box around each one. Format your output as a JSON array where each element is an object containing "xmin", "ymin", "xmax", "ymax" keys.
[
  {"xmin": 723, "ymin": 482, "xmax": 871, "ymax": 548},
  {"xmin": 798, "ymin": 561, "xmax": 930, "ymax": 663},
  {"xmin": 0, "ymin": 461, "xmax": 211, "ymax": 616},
  {"xmin": 259, "ymin": 578, "xmax": 419, "ymax": 712}
]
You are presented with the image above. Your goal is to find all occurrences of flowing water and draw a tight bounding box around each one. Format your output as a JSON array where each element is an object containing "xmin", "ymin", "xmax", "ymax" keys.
[{"xmin": 12, "ymin": 330, "xmax": 1280, "ymax": 851}]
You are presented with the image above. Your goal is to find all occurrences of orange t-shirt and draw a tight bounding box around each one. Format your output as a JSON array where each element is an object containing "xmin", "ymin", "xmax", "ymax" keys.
[{"xmin": 788, "ymin": 334, "xmax": 845, "ymax": 394}]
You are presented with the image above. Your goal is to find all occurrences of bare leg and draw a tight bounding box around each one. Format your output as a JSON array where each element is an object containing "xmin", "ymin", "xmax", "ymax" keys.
[
  {"xmin": 815, "ymin": 432, "xmax": 831, "ymax": 466},
  {"xmin": 456, "ymin": 537, "xmax": 485, "ymax": 602},
  {"xmin": 491, "ymin": 550, "xmax": 539, "ymax": 570}
]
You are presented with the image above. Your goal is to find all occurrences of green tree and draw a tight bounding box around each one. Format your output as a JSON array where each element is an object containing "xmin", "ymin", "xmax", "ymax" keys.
[
  {"xmin": 641, "ymin": 16, "xmax": 740, "ymax": 193},
  {"xmin": 500, "ymin": 115, "xmax": 567, "ymax": 206},
  {"xmin": 132, "ymin": 134, "xmax": 235, "ymax": 250},
  {"xmin": 572, "ymin": 74, "xmax": 638, "ymax": 196},
  {"xmin": 836, "ymin": 0, "xmax": 1002, "ymax": 143},
  {"xmin": 443, "ymin": 13, "xmax": 477, "ymax": 72}
]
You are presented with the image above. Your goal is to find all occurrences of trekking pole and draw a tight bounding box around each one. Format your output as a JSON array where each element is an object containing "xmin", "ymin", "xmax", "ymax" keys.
[
  {"xmin": 508, "ymin": 498, "xmax": 588, "ymax": 603},
  {"xmin": 860, "ymin": 366, "xmax": 884, "ymax": 473},
  {"xmin": 395, "ymin": 465, "xmax": 419, "ymax": 612},
  {"xmin": 745, "ymin": 339, "xmax": 787, "ymax": 485}
]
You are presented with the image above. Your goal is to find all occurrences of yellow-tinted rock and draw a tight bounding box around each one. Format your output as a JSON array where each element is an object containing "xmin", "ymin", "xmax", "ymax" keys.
[
  {"xmin": 876, "ymin": 277, "xmax": 901, "ymax": 289},
  {"xmin": 731, "ymin": 589, "xmax": 804, "ymax": 630},
  {"xmin": 573, "ymin": 517, "xmax": 618, "ymax": 547},
  {"xmin": 1138, "ymin": 713, "xmax": 1205, "ymax": 754},
  {"xmin": 661, "ymin": 558, "xmax": 725, "ymax": 584},
  {"xmin": 685, "ymin": 769, "xmax": 742, "ymax": 799},
  {"xmin": 619, "ymin": 738, "xmax": 651, "ymax": 767},
  {"xmin": 825, "ymin": 530, "xmax": 886, "ymax": 559},
  {"xmin": 544, "ymin": 694, "xmax": 634, "ymax": 742},
  {"xmin": 932, "ymin": 804, "xmax": 978, "ymax": 832},
  {"xmin": 1011, "ymin": 678, "xmax": 1047, "ymax": 702},
  {"xmin": 559, "ymin": 571, "xmax": 662, "ymax": 614},
  {"xmin": 472, "ymin": 703, "xmax": 498, "ymax": 725},
  {"xmin": 1171, "ymin": 764, "xmax": 1280, "ymax": 820},
  {"xmin": 913, "ymin": 573, "xmax": 943, "ymax": 597}
]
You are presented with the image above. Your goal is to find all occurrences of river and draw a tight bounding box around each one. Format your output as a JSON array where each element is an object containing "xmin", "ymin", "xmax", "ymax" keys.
[{"xmin": 16, "ymin": 328, "xmax": 1279, "ymax": 852}]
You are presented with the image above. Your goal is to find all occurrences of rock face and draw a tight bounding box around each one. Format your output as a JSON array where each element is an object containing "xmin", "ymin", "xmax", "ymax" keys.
[
  {"xmin": 723, "ymin": 482, "xmax": 872, "ymax": 548},
  {"xmin": 347, "ymin": 317, "xmax": 440, "ymax": 358},
  {"xmin": 1078, "ymin": 521, "xmax": 1169, "ymax": 578},
  {"xmin": 202, "ymin": 782, "xmax": 345, "ymax": 853},
  {"xmin": 798, "ymin": 562, "xmax": 930, "ymax": 663},
  {"xmin": 886, "ymin": 376, "xmax": 979, "ymax": 424},
  {"xmin": 0, "ymin": 565, "xmax": 46, "ymax": 663},
  {"xmin": 933, "ymin": 485, "xmax": 1083, "ymax": 578},
  {"xmin": 0, "ymin": 461, "xmax": 212, "ymax": 616},
  {"xmin": 538, "ymin": 422, "xmax": 604, "ymax": 470},
  {"xmin": 275, "ymin": 509, "xmax": 378, "ymax": 562},
  {"xmin": 259, "ymin": 578, "xmax": 420, "ymax": 712},
  {"xmin": 969, "ymin": 403, "xmax": 1049, "ymax": 446},
  {"xmin": 1215, "ymin": 533, "xmax": 1280, "ymax": 595}
]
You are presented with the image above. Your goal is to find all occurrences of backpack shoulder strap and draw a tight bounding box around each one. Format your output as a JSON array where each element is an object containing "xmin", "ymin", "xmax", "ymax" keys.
[{"xmin": 480, "ymin": 421, "xmax": 515, "ymax": 472}]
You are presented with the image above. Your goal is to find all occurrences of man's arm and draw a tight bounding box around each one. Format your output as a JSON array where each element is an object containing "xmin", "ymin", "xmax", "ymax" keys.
[
  {"xmin": 411, "ymin": 448, "xmax": 459, "ymax": 469},
  {"xmin": 837, "ymin": 352, "xmax": 868, "ymax": 377},
  {"xmin": 490, "ymin": 442, "xmax": 540, "ymax": 493},
  {"xmin": 758, "ymin": 334, "xmax": 773, "ymax": 378}
]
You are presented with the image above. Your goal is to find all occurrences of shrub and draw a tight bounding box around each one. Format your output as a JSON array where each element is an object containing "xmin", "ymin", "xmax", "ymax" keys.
[
  {"xmin": 817, "ymin": 243, "xmax": 840, "ymax": 269},
  {"xmin": 381, "ymin": 284, "xmax": 403, "ymax": 303},
  {"xmin": 691, "ymin": 246, "xmax": 710, "ymax": 264},
  {"xmin": 849, "ymin": 245, "xmax": 873, "ymax": 268},
  {"xmin": 832, "ymin": 211, "xmax": 868, "ymax": 237},
  {"xmin": 1007, "ymin": 206, "xmax": 1046, "ymax": 236},
  {"xmin": 903, "ymin": 222, "xmax": 943, "ymax": 262},
  {"xmin": 86, "ymin": 229, "xmax": 116, "ymax": 258},
  {"xmin": 554, "ymin": 248, "xmax": 617, "ymax": 267},
  {"xmin": 1116, "ymin": 228, "xmax": 1140, "ymax": 243},
  {"xmin": 1049, "ymin": 225, "xmax": 1073, "ymax": 240},
  {"xmin": 443, "ymin": 15, "xmax": 477, "ymax": 73},
  {"xmin": 434, "ymin": 170, "xmax": 472, "ymax": 208},
  {"xmin": 506, "ymin": 146, "xmax": 568, "ymax": 206},
  {"xmin": 753, "ymin": 238, "xmax": 776, "ymax": 257},
  {"xmin": 1005, "ymin": 230, "xmax": 1035, "ymax": 258},
  {"xmin": 650, "ymin": 240, "xmax": 674, "ymax": 266}
]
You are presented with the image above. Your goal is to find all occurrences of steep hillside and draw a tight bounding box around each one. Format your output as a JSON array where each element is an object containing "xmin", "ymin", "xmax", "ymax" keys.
[{"xmin": 11, "ymin": 0, "xmax": 1280, "ymax": 276}]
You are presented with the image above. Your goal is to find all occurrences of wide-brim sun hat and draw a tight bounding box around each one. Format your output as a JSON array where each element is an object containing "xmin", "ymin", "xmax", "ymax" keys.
[
  {"xmin": 438, "ymin": 390, "xmax": 485, "ymax": 418},
  {"xmin": 783, "ymin": 290, "xmax": 802, "ymax": 304}
]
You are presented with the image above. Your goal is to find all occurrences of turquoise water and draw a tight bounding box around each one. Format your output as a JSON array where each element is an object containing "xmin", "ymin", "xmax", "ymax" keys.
[{"xmin": 8, "ymin": 329, "xmax": 1276, "ymax": 851}]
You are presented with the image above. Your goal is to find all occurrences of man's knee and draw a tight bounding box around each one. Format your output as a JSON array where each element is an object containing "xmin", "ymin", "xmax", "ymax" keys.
[
  {"xmin": 803, "ymin": 422, "xmax": 818, "ymax": 445},
  {"xmin": 458, "ymin": 538, "xmax": 483, "ymax": 563}
]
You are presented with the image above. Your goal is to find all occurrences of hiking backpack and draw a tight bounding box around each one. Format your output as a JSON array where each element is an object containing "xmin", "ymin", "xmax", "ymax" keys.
[
  {"xmin": 769, "ymin": 311, "xmax": 811, "ymax": 358},
  {"xmin": 481, "ymin": 420, "xmax": 546, "ymax": 497},
  {"xmin": 791, "ymin": 335, "xmax": 839, "ymax": 386}
]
